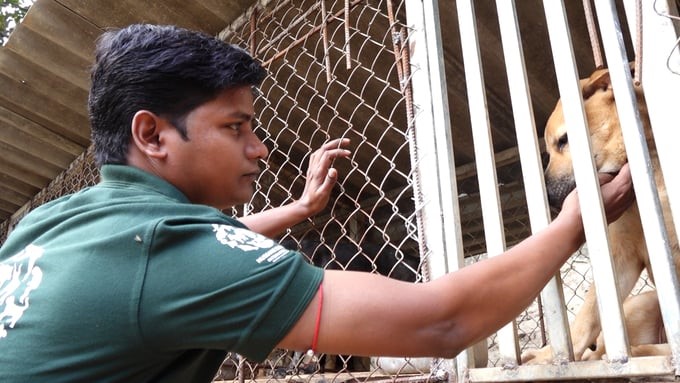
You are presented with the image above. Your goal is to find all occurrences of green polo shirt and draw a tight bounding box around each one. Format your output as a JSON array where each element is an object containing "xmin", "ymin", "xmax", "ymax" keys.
[{"xmin": 0, "ymin": 165, "xmax": 323, "ymax": 382}]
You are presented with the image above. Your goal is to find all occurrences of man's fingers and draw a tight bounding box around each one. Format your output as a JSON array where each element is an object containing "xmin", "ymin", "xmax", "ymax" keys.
[
  {"xmin": 322, "ymin": 138, "xmax": 351, "ymax": 151},
  {"xmin": 613, "ymin": 163, "xmax": 632, "ymax": 185},
  {"xmin": 597, "ymin": 172, "xmax": 614, "ymax": 185},
  {"xmin": 600, "ymin": 163, "xmax": 634, "ymax": 224},
  {"xmin": 309, "ymin": 145, "xmax": 351, "ymax": 176},
  {"xmin": 317, "ymin": 168, "xmax": 338, "ymax": 194},
  {"xmin": 598, "ymin": 163, "xmax": 631, "ymax": 186},
  {"xmin": 327, "ymin": 167, "xmax": 338, "ymax": 180}
]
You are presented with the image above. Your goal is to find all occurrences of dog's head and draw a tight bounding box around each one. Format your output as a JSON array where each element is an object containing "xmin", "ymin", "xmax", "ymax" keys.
[{"xmin": 543, "ymin": 66, "xmax": 648, "ymax": 209}]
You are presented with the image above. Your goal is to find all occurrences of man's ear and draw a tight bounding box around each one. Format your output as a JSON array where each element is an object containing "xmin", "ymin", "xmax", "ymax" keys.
[{"xmin": 130, "ymin": 110, "xmax": 168, "ymax": 160}]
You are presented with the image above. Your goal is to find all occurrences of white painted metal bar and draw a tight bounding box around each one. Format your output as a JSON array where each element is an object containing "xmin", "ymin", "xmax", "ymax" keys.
[
  {"xmin": 403, "ymin": 1, "xmax": 470, "ymax": 380},
  {"xmin": 600, "ymin": 0, "xmax": 680, "ymax": 375},
  {"xmin": 469, "ymin": 355, "xmax": 675, "ymax": 382},
  {"xmin": 403, "ymin": 0, "xmax": 447, "ymax": 282},
  {"xmin": 457, "ymin": 0, "xmax": 519, "ymax": 368},
  {"xmin": 495, "ymin": 0, "xmax": 574, "ymax": 364},
  {"xmin": 420, "ymin": 0, "xmax": 465, "ymax": 274},
  {"xmin": 542, "ymin": 0, "xmax": 630, "ymax": 363},
  {"xmin": 423, "ymin": 0, "xmax": 473, "ymax": 379},
  {"xmin": 623, "ymin": 0, "xmax": 680, "ymax": 248},
  {"xmin": 623, "ymin": 2, "xmax": 680, "ymax": 371}
]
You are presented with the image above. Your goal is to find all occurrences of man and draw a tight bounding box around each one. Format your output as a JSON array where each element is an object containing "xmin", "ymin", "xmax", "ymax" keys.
[{"xmin": 0, "ymin": 24, "xmax": 634, "ymax": 382}]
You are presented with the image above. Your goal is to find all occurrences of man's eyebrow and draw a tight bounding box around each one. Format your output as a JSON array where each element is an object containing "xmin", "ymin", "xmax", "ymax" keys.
[{"xmin": 224, "ymin": 112, "xmax": 253, "ymax": 120}]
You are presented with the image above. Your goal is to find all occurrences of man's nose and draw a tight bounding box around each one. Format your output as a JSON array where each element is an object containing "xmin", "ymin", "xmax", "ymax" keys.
[{"xmin": 247, "ymin": 133, "xmax": 269, "ymax": 159}]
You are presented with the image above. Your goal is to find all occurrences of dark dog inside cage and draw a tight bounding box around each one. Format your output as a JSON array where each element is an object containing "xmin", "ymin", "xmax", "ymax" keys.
[
  {"xmin": 287, "ymin": 238, "xmax": 421, "ymax": 283},
  {"xmin": 521, "ymin": 66, "xmax": 678, "ymax": 364}
]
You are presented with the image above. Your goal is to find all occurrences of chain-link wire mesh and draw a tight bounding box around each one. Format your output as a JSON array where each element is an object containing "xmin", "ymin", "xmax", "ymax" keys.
[
  {"xmin": 215, "ymin": 1, "xmax": 431, "ymax": 380},
  {"xmin": 0, "ymin": 146, "xmax": 99, "ymax": 244},
  {"xmin": 227, "ymin": 0, "xmax": 426, "ymax": 278}
]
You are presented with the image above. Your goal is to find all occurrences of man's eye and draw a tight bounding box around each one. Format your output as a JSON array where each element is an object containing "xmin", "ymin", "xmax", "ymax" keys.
[{"xmin": 226, "ymin": 123, "xmax": 242, "ymax": 131}]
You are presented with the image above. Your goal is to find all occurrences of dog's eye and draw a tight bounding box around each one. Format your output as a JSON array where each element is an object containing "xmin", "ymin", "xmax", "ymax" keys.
[{"xmin": 557, "ymin": 134, "xmax": 568, "ymax": 151}]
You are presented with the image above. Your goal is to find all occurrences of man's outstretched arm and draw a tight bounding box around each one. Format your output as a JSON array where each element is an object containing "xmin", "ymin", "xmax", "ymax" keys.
[{"xmin": 277, "ymin": 165, "xmax": 634, "ymax": 358}]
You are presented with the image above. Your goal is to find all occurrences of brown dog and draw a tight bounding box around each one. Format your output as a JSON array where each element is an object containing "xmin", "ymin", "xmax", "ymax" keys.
[{"xmin": 521, "ymin": 67, "xmax": 679, "ymax": 364}]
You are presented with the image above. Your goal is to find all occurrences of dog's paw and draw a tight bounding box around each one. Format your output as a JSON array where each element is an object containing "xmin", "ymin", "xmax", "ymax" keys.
[
  {"xmin": 631, "ymin": 343, "xmax": 671, "ymax": 357},
  {"xmin": 520, "ymin": 346, "xmax": 553, "ymax": 365},
  {"xmin": 581, "ymin": 347, "xmax": 605, "ymax": 361}
]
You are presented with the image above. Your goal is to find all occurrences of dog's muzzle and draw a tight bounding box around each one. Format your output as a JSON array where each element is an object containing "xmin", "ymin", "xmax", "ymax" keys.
[{"xmin": 545, "ymin": 174, "xmax": 576, "ymax": 210}]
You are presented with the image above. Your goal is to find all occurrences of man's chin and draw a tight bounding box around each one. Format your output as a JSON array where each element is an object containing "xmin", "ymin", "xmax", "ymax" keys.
[{"xmin": 228, "ymin": 192, "xmax": 255, "ymax": 209}]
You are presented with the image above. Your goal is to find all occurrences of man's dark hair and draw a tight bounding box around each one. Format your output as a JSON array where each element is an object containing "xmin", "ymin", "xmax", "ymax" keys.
[{"xmin": 88, "ymin": 24, "xmax": 266, "ymax": 166}]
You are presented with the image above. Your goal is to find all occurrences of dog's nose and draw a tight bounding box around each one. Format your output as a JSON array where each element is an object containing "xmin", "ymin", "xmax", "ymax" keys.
[{"xmin": 545, "ymin": 174, "xmax": 576, "ymax": 210}]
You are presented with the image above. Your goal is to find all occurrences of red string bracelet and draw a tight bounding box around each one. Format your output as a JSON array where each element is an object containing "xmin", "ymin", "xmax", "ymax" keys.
[{"xmin": 306, "ymin": 282, "xmax": 323, "ymax": 357}]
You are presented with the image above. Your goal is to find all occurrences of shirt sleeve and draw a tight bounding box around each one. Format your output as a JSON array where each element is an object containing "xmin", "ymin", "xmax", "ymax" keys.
[{"xmin": 137, "ymin": 217, "xmax": 324, "ymax": 361}]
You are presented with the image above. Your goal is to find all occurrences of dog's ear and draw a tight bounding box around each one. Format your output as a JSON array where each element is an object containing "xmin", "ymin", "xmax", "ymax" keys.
[
  {"xmin": 582, "ymin": 69, "xmax": 611, "ymax": 100},
  {"xmin": 582, "ymin": 63, "xmax": 637, "ymax": 99}
]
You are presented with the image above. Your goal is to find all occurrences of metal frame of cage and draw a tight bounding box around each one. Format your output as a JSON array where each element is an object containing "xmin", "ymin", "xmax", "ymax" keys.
[{"xmin": 449, "ymin": 0, "xmax": 680, "ymax": 382}]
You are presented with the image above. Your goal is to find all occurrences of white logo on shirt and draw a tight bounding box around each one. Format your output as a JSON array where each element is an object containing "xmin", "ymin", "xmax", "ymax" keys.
[
  {"xmin": 0, "ymin": 244, "xmax": 44, "ymax": 338},
  {"xmin": 212, "ymin": 224, "xmax": 290, "ymax": 263}
]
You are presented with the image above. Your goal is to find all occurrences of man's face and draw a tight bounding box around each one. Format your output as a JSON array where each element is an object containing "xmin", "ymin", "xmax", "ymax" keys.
[{"xmin": 164, "ymin": 86, "xmax": 269, "ymax": 209}]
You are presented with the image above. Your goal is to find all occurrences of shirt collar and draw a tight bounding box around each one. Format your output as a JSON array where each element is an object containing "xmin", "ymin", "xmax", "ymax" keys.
[{"xmin": 99, "ymin": 164, "xmax": 191, "ymax": 204}]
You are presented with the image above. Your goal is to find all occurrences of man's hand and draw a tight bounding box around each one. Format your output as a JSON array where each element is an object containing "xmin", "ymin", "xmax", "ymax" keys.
[
  {"xmin": 597, "ymin": 163, "xmax": 634, "ymax": 223},
  {"xmin": 296, "ymin": 138, "xmax": 352, "ymax": 216},
  {"xmin": 560, "ymin": 163, "xmax": 634, "ymax": 227},
  {"xmin": 240, "ymin": 138, "xmax": 351, "ymax": 238}
]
